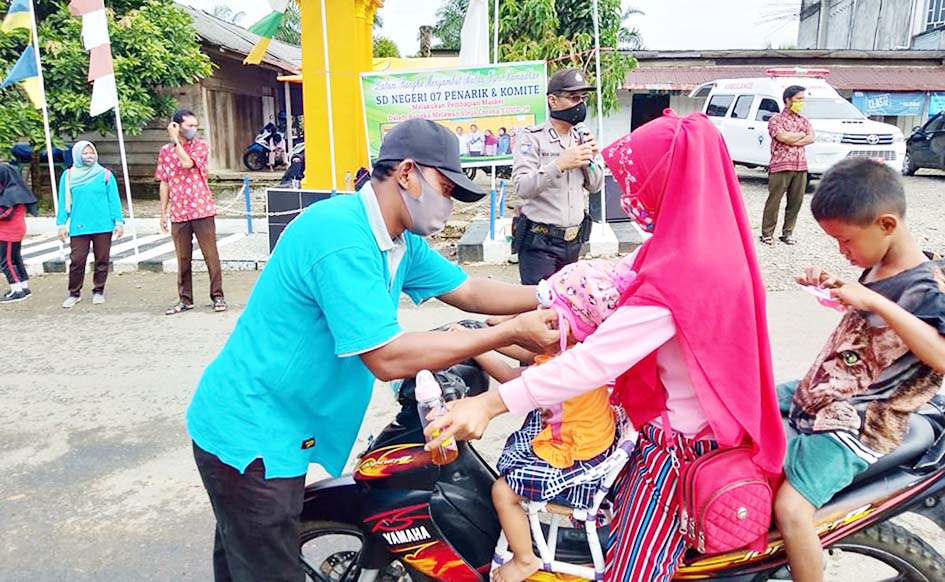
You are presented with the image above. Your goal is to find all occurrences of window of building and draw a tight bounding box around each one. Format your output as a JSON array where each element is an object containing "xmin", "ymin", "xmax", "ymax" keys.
[
  {"xmin": 756, "ymin": 98, "xmax": 781, "ymax": 121},
  {"xmin": 928, "ymin": 0, "xmax": 945, "ymax": 30},
  {"xmin": 730, "ymin": 95, "xmax": 754, "ymax": 119},
  {"xmin": 706, "ymin": 94, "xmax": 735, "ymax": 117}
]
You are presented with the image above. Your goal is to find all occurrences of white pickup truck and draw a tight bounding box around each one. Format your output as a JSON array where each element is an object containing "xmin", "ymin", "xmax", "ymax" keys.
[{"xmin": 690, "ymin": 69, "xmax": 905, "ymax": 176}]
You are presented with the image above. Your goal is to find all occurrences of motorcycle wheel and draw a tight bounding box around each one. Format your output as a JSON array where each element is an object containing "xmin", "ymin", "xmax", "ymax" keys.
[
  {"xmin": 756, "ymin": 522, "xmax": 945, "ymax": 582},
  {"xmin": 300, "ymin": 520, "xmax": 427, "ymax": 582},
  {"xmin": 244, "ymin": 149, "xmax": 267, "ymax": 171}
]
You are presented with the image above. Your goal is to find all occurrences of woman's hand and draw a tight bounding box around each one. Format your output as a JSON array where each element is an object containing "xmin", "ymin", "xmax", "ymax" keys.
[
  {"xmin": 510, "ymin": 309, "xmax": 561, "ymax": 353},
  {"xmin": 424, "ymin": 390, "xmax": 508, "ymax": 449},
  {"xmin": 113, "ymin": 224, "xmax": 124, "ymax": 239},
  {"xmin": 57, "ymin": 228, "xmax": 68, "ymax": 243}
]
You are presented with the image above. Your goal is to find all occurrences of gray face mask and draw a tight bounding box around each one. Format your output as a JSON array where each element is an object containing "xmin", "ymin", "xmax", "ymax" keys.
[
  {"xmin": 181, "ymin": 127, "xmax": 198, "ymax": 140},
  {"xmin": 81, "ymin": 155, "xmax": 97, "ymax": 166},
  {"xmin": 398, "ymin": 166, "xmax": 454, "ymax": 236}
]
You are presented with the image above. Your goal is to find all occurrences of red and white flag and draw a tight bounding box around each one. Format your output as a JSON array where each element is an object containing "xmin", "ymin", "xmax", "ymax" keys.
[{"xmin": 69, "ymin": 0, "xmax": 117, "ymax": 116}]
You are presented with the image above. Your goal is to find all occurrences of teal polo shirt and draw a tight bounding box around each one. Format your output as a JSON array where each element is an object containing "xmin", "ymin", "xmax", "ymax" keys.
[{"xmin": 186, "ymin": 185, "xmax": 468, "ymax": 478}]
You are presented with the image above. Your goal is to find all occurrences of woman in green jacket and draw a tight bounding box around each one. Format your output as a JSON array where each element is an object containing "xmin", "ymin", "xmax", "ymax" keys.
[{"xmin": 57, "ymin": 141, "xmax": 124, "ymax": 308}]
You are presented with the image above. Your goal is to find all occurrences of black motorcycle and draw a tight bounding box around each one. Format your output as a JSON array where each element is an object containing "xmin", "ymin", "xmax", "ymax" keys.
[{"xmin": 298, "ymin": 324, "xmax": 945, "ymax": 582}]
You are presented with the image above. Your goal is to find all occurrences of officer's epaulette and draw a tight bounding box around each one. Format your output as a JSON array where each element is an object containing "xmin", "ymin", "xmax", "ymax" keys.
[{"xmin": 524, "ymin": 125, "xmax": 543, "ymax": 133}]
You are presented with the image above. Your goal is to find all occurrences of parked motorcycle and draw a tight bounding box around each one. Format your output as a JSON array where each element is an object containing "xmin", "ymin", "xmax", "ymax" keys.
[
  {"xmin": 299, "ymin": 322, "xmax": 945, "ymax": 582},
  {"xmin": 463, "ymin": 165, "xmax": 512, "ymax": 182},
  {"xmin": 244, "ymin": 122, "xmax": 305, "ymax": 171}
]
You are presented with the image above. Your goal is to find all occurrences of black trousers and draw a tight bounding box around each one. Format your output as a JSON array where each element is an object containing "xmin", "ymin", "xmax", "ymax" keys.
[
  {"xmin": 518, "ymin": 231, "xmax": 582, "ymax": 285},
  {"xmin": 0, "ymin": 241, "xmax": 28, "ymax": 286},
  {"xmin": 192, "ymin": 442, "xmax": 306, "ymax": 582}
]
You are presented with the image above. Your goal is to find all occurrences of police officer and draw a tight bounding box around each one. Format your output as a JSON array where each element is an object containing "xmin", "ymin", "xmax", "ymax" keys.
[{"xmin": 512, "ymin": 69, "xmax": 604, "ymax": 285}]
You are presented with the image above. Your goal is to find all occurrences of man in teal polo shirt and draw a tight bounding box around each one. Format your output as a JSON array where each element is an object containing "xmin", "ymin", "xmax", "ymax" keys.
[{"xmin": 187, "ymin": 119, "xmax": 560, "ymax": 582}]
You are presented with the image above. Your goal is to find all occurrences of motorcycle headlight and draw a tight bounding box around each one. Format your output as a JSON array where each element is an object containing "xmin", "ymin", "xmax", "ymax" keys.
[{"xmin": 815, "ymin": 131, "xmax": 843, "ymax": 144}]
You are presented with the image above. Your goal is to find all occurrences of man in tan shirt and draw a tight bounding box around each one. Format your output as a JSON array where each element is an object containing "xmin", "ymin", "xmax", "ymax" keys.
[{"xmin": 512, "ymin": 69, "xmax": 605, "ymax": 284}]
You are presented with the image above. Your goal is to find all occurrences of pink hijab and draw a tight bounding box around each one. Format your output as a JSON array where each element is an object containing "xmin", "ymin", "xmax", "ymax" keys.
[{"xmin": 602, "ymin": 110, "xmax": 785, "ymax": 479}]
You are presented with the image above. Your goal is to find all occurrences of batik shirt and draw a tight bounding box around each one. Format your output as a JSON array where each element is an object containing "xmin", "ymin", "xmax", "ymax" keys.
[{"xmin": 155, "ymin": 139, "xmax": 216, "ymax": 223}]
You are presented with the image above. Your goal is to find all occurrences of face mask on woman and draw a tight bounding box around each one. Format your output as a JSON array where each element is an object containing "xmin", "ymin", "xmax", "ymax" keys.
[{"xmin": 81, "ymin": 154, "xmax": 97, "ymax": 166}]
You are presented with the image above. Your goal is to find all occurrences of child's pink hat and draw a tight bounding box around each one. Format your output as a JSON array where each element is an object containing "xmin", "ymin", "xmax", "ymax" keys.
[{"xmin": 537, "ymin": 256, "xmax": 637, "ymax": 343}]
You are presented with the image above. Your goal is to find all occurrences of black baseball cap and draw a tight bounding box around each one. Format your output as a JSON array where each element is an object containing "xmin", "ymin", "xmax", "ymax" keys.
[
  {"xmin": 375, "ymin": 119, "xmax": 485, "ymax": 203},
  {"xmin": 547, "ymin": 69, "xmax": 595, "ymax": 95}
]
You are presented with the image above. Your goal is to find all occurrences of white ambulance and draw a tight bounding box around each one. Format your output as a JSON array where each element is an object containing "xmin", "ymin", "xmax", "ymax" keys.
[{"xmin": 689, "ymin": 69, "xmax": 905, "ymax": 176}]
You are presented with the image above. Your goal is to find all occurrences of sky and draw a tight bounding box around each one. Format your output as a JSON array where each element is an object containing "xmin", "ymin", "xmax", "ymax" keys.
[{"xmin": 184, "ymin": 0, "xmax": 800, "ymax": 53}]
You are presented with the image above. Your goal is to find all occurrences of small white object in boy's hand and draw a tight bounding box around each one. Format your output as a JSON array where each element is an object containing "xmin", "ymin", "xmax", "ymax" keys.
[
  {"xmin": 536, "ymin": 279, "xmax": 554, "ymax": 309},
  {"xmin": 798, "ymin": 284, "xmax": 846, "ymax": 312}
]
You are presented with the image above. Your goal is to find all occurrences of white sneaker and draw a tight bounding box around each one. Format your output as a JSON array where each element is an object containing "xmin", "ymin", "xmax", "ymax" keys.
[
  {"xmin": 92, "ymin": 293, "xmax": 105, "ymax": 305},
  {"xmin": 62, "ymin": 296, "xmax": 82, "ymax": 309}
]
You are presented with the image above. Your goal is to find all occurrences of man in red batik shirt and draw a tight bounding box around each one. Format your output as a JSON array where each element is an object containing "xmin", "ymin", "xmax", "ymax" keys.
[
  {"xmin": 156, "ymin": 109, "xmax": 226, "ymax": 315},
  {"xmin": 761, "ymin": 85, "xmax": 815, "ymax": 246}
]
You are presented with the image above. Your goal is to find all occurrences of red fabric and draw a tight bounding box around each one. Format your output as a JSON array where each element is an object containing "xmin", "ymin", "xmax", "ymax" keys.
[
  {"xmin": 601, "ymin": 109, "xmax": 785, "ymax": 480},
  {"xmin": 69, "ymin": 0, "xmax": 105, "ymax": 16},
  {"xmin": 155, "ymin": 140, "xmax": 216, "ymax": 223},
  {"xmin": 768, "ymin": 110, "xmax": 811, "ymax": 174},
  {"xmin": 88, "ymin": 44, "xmax": 114, "ymax": 82},
  {"xmin": 0, "ymin": 204, "xmax": 26, "ymax": 243}
]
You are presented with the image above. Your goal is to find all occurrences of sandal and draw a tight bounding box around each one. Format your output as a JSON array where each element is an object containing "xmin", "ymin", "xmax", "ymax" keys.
[
  {"xmin": 780, "ymin": 235, "xmax": 798, "ymax": 245},
  {"xmin": 213, "ymin": 298, "xmax": 228, "ymax": 313},
  {"xmin": 165, "ymin": 302, "xmax": 194, "ymax": 315},
  {"xmin": 759, "ymin": 235, "xmax": 774, "ymax": 246}
]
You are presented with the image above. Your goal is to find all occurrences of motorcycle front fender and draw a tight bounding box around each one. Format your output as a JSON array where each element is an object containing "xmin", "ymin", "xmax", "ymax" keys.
[{"xmin": 301, "ymin": 474, "xmax": 362, "ymax": 526}]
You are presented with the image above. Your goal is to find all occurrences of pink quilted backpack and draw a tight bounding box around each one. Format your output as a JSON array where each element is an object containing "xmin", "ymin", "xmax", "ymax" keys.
[{"xmin": 663, "ymin": 413, "xmax": 772, "ymax": 555}]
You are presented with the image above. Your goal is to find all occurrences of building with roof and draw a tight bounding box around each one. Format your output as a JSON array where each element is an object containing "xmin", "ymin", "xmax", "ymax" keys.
[
  {"xmin": 585, "ymin": 49, "xmax": 945, "ymax": 147},
  {"xmin": 797, "ymin": 0, "xmax": 945, "ymax": 51},
  {"xmin": 85, "ymin": 4, "xmax": 303, "ymax": 183}
]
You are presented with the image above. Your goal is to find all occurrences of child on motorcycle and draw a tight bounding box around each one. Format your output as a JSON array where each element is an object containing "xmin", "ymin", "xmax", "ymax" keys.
[
  {"xmin": 775, "ymin": 158, "xmax": 945, "ymax": 582},
  {"xmin": 469, "ymin": 257, "xmax": 636, "ymax": 582}
]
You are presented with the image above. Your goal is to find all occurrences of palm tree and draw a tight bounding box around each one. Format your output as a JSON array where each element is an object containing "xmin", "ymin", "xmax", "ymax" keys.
[
  {"xmin": 274, "ymin": 2, "xmax": 301, "ymax": 46},
  {"xmin": 212, "ymin": 4, "xmax": 247, "ymax": 26},
  {"xmin": 431, "ymin": 0, "xmax": 468, "ymax": 51},
  {"xmin": 618, "ymin": 5, "xmax": 645, "ymax": 50}
]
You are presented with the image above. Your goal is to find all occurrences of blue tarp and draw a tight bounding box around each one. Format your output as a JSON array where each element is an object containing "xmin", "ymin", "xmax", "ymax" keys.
[{"xmin": 930, "ymin": 92, "xmax": 945, "ymax": 115}]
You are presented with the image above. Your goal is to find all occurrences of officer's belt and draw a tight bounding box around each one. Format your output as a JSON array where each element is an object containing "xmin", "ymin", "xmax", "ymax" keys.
[{"xmin": 528, "ymin": 221, "xmax": 581, "ymax": 242}]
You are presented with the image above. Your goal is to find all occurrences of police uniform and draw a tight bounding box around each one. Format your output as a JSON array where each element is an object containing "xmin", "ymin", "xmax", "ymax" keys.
[{"xmin": 512, "ymin": 70, "xmax": 604, "ymax": 285}]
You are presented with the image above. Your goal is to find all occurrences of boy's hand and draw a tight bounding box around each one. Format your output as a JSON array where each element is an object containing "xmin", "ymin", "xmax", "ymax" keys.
[
  {"xmin": 830, "ymin": 281, "xmax": 881, "ymax": 312},
  {"xmin": 796, "ymin": 266, "xmax": 842, "ymax": 289},
  {"xmin": 511, "ymin": 309, "xmax": 560, "ymax": 353}
]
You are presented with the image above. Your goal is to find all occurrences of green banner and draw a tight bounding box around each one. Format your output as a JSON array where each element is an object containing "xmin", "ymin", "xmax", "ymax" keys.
[{"xmin": 360, "ymin": 61, "xmax": 548, "ymax": 167}]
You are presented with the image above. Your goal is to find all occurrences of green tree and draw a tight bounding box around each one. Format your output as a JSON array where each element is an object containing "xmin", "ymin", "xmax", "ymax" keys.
[
  {"xmin": 273, "ymin": 2, "xmax": 301, "ymax": 46},
  {"xmin": 0, "ymin": 0, "xmax": 212, "ymax": 196},
  {"xmin": 496, "ymin": 0, "xmax": 637, "ymax": 116},
  {"xmin": 431, "ymin": 0, "xmax": 467, "ymax": 51},
  {"xmin": 429, "ymin": 0, "xmax": 637, "ymax": 116},
  {"xmin": 373, "ymin": 35, "xmax": 401, "ymax": 58}
]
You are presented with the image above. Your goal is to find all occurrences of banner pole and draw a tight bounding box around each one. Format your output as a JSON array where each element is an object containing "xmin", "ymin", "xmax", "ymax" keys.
[
  {"xmin": 26, "ymin": 0, "xmax": 62, "ymax": 257},
  {"xmin": 112, "ymin": 101, "xmax": 140, "ymax": 256},
  {"xmin": 592, "ymin": 0, "xmax": 605, "ymax": 223}
]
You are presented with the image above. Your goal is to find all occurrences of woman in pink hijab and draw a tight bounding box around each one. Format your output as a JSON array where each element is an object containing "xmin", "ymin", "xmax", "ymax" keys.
[{"xmin": 427, "ymin": 110, "xmax": 785, "ymax": 582}]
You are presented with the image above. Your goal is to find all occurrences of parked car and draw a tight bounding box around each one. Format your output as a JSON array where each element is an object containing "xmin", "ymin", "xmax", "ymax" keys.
[
  {"xmin": 902, "ymin": 111, "xmax": 945, "ymax": 175},
  {"xmin": 690, "ymin": 68, "xmax": 905, "ymax": 177}
]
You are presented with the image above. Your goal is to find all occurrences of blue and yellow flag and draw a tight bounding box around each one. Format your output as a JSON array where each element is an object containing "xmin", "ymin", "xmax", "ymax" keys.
[
  {"xmin": 1, "ymin": 0, "xmax": 32, "ymax": 35},
  {"xmin": 1, "ymin": 45, "xmax": 45, "ymax": 108}
]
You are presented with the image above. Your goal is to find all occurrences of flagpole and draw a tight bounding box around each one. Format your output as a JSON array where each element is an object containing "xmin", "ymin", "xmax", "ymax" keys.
[
  {"xmin": 490, "ymin": 0, "xmax": 499, "ymax": 198},
  {"xmin": 112, "ymin": 101, "xmax": 139, "ymax": 256},
  {"xmin": 319, "ymin": 0, "xmax": 337, "ymax": 193},
  {"xmin": 26, "ymin": 0, "xmax": 63, "ymax": 257}
]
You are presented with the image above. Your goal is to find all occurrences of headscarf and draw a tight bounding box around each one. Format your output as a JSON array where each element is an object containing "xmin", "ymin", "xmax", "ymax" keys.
[
  {"xmin": 601, "ymin": 109, "xmax": 785, "ymax": 479},
  {"xmin": 68, "ymin": 141, "xmax": 107, "ymax": 189},
  {"xmin": 0, "ymin": 163, "xmax": 39, "ymax": 216}
]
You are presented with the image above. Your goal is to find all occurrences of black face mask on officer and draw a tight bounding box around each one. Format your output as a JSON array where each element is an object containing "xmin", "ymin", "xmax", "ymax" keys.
[{"xmin": 549, "ymin": 100, "xmax": 587, "ymax": 127}]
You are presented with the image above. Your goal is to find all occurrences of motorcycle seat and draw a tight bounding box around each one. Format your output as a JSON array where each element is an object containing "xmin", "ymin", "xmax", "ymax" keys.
[{"xmin": 781, "ymin": 414, "xmax": 935, "ymax": 486}]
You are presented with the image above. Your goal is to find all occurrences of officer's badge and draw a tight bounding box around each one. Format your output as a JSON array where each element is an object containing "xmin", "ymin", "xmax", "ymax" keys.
[{"xmin": 520, "ymin": 143, "xmax": 532, "ymax": 154}]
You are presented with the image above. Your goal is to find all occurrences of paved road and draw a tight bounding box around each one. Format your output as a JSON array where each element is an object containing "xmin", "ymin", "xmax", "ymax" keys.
[{"xmin": 0, "ymin": 268, "xmax": 942, "ymax": 581}]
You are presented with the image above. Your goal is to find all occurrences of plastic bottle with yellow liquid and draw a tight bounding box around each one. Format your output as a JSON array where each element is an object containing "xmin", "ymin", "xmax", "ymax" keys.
[{"xmin": 415, "ymin": 370, "xmax": 459, "ymax": 465}]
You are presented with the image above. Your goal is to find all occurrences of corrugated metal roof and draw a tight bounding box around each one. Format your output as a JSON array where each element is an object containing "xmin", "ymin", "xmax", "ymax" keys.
[
  {"xmin": 177, "ymin": 4, "xmax": 302, "ymax": 73},
  {"xmin": 625, "ymin": 65, "xmax": 945, "ymax": 92}
]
